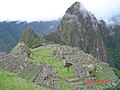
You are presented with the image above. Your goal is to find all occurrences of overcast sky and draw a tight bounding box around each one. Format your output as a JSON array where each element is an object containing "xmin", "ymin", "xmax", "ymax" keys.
[{"xmin": 0, "ymin": 0, "xmax": 120, "ymax": 22}]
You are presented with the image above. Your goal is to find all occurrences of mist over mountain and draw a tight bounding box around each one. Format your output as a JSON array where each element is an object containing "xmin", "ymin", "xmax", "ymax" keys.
[
  {"xmin": 0, "ymin": 20, "xmax": 60, "ymax": 52},
  {"xmin": 109, "ymin": 14, "xmax": 120, "ymax": 24}
]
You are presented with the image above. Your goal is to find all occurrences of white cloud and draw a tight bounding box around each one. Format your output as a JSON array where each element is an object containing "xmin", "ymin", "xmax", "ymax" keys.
[{"xmin": 0, "ymin": 0, "xmax": 120, "ymax": 21}]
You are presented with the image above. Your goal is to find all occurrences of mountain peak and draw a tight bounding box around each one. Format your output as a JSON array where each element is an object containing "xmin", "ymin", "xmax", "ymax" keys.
[
  {"xmin": 72, "ymin": 2, "xmax": 81, "ymax": 10},
  {"xmin": 66, "ymin": 2, "xmax": 88, "ymax": 18},
  {"xmin": 73, "ymin": 2, "xmax": 86, "ymax": 11},
  {"xmin": 46, "ymin": 2, "xmax": 107, "ymax": 62},
  {"xmin": 20, "ymin": 28, "xmax": 41, "ymax": 48}
]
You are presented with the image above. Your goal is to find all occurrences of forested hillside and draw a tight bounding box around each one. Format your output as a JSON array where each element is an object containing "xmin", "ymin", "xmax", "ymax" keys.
[{"xmin": 0, "ymin": 20, "xmax": 60, "ymax": 52}]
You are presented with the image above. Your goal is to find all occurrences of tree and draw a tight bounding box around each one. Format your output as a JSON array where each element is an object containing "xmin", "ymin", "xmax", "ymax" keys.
[{"xmin": 64, "ymin": 62, "xmax": 72, "ymax": 72}]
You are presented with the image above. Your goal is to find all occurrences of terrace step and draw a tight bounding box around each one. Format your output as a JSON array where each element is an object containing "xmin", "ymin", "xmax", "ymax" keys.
[
  {"xmin": 64, "ymin": 75, "xmax": 78, "ymax": 79},
  {"xmin": 66, "ymin": 78, "xmax": 81, "ymax": 82},
  {"xmin": 0, "ymin": 52, "xmax": 7, "ymax": 60},
  {"xmin": 70, "ymin": 81, "xmax": 84, "ymax": 85},
  {"xmin": 0, "ymin": 55, "xmax": 11, "ymax": 62},
  {"xmin": 19, "ymin": 62, "xmax": 35, "ymax": 78},
  {"xmin": 25, "ymin": 65, "xmax": 42, "ymax": 81},
  {"xmin": 0, "ymin": 56, "xmax": 17, "ymax": 69},
  {"xmin": 3, "ymin": 57, "xmax": 24, "ymax": 72}
]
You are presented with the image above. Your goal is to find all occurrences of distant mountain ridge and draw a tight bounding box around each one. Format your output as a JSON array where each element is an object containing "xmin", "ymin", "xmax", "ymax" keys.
[{"xmin": 0, "ymin": 20, "xmax": 60, "ymax": 52}]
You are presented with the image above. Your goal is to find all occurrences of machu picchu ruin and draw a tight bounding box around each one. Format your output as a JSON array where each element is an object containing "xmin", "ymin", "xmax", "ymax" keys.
[
  {"xmin": 0, "ymin": 42, "xmax": 119, "ymax": 90},
  {"xmin": 0, "ymin": 1, "xmax": 120, "ymax": 90}
]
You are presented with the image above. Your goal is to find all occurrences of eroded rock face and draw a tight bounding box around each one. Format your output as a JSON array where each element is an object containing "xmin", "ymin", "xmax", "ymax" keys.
[{"xmin": 57, "ymin": 2, "xmax": 107, "ymax": 62}]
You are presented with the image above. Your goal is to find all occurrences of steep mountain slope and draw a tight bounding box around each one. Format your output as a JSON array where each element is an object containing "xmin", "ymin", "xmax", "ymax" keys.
[
  {"xmin": 108, "ymin": 25, "xmax": 120, "ymax": 70},
  {"xmin": 0, "ymin": 29, "xmax": 16, "ymax": 52},
  {"xmin": 99, "ymin": 20, "xmax": 120, "ymax": 70},
  {"xmin": 45, "ymin": 2, "xmax": 107, "ymax": 62},
  {"xmin": 20, "ymin": 28, "xmax": 43, "ymax": 48},
  {"xmin": 0, "ymin": 20, "xmax": 60, "ymax": 52}
]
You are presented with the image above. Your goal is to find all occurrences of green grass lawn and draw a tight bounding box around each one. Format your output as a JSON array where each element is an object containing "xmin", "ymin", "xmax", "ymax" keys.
[
  {"xmin": 57, "ymin": 67, "xmax": 74, "ymax": 77},
  {"xmin": 42, "ymin": 58, "xmax": 63, "ymax": 66},
  {"xmin": 0, "ymin": 70, "xmax": 49, "ymax": 90},
  {"xmin": 31, "ymin": 49, "xmax": 53, "ymax": 58},
  {"xmin": 30, "ymin": 49, "xmax": 53, "ymax": 64},
  {"xmin": 30, "ymin": 48, "xmax": 74, "ymax": 78},
  {"xmin": 30, "ymin": 49, "xmax": 63, "ymax": 66}
]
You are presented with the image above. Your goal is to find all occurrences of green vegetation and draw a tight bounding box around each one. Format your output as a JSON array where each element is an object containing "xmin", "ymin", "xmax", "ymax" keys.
[
  {"xmin": 30, "ymin": 47, "xmax": 74, "ymax": 78},
  {"xmin": 0, "ymin": 70, "xmax": 49, "ymax": 90},
  {"xmin": 29, "ymin": 45, "xmax": 118, "ymax": 90},
  {"xmin": 20, "ymin": 28, "xmax": 43, "ymax": 49},
  {"xmin": 107, "ymin": 41, "xmax": 120, "ymax": 70},
  {"xmin": 44, "ymin": 32, "xmax": 60, "ymax": 44},
  {"xmin": 0, "ymin": 21, "xmax": 60, "ymax": 52},
  {"xmin": 57, "ymin": 67, "xmax": 74, "ymax": 77},
  {"xmin": 90, "ymin": 59, "xmax": 116, "ymax": 80},
  {"xmin": 106, "ymin": 82, "xmax": 120, "ymax": 90},
  {"xmin": 89, "ymin": 67, "xmax": 96, "ymax": 77},
  {"xmin": 106, "ymin": 26, "xmax": 120, "ymax": 70},
  {"xmin": 24, "ymin": 70, "xmax": 33, "ymax": 79},
  {"xmin": 29, "ymin": 47, "xmax": 75, "ymax": 89},
  {"xmin": 10, "ymin": 43, "xmax": 31, "ymax": 55},
  {"xmin": 60, "ymin": 81, "xmax": 71, "ymax": 90},
  {"xmin": 115, "ymin": 82, "xmax": 120, "ymax": 89},
  {"xmin": 30, "ymin": 49, "xmax": 62, "ymax": 66},
  {"xmin": 0, "ymin": 28, "xmax": 17, "ymax": 52},
  {"xmin": 85, "ymin": 30, "xmax": 95, "ymax": 54},
  {"xmin": 113, "ymin": 68, "xmax": 120, "ymax": 79},
  {"xmin": 64, "ymin": 62, "xmax": 73, "ymax": 72}
]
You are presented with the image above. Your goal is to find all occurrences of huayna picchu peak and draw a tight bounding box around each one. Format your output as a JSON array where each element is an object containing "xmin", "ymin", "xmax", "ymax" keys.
[
  {"xmin": 45, "ymin": 2, "xmax": 107, "ymax": 62},
  {"xmin": 66, "ymin": 2, "xmax": 89, "ymax": 18},
  {"xmin": 0, "ymin": 1, "xmax": 120, "ymax": 90}
]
